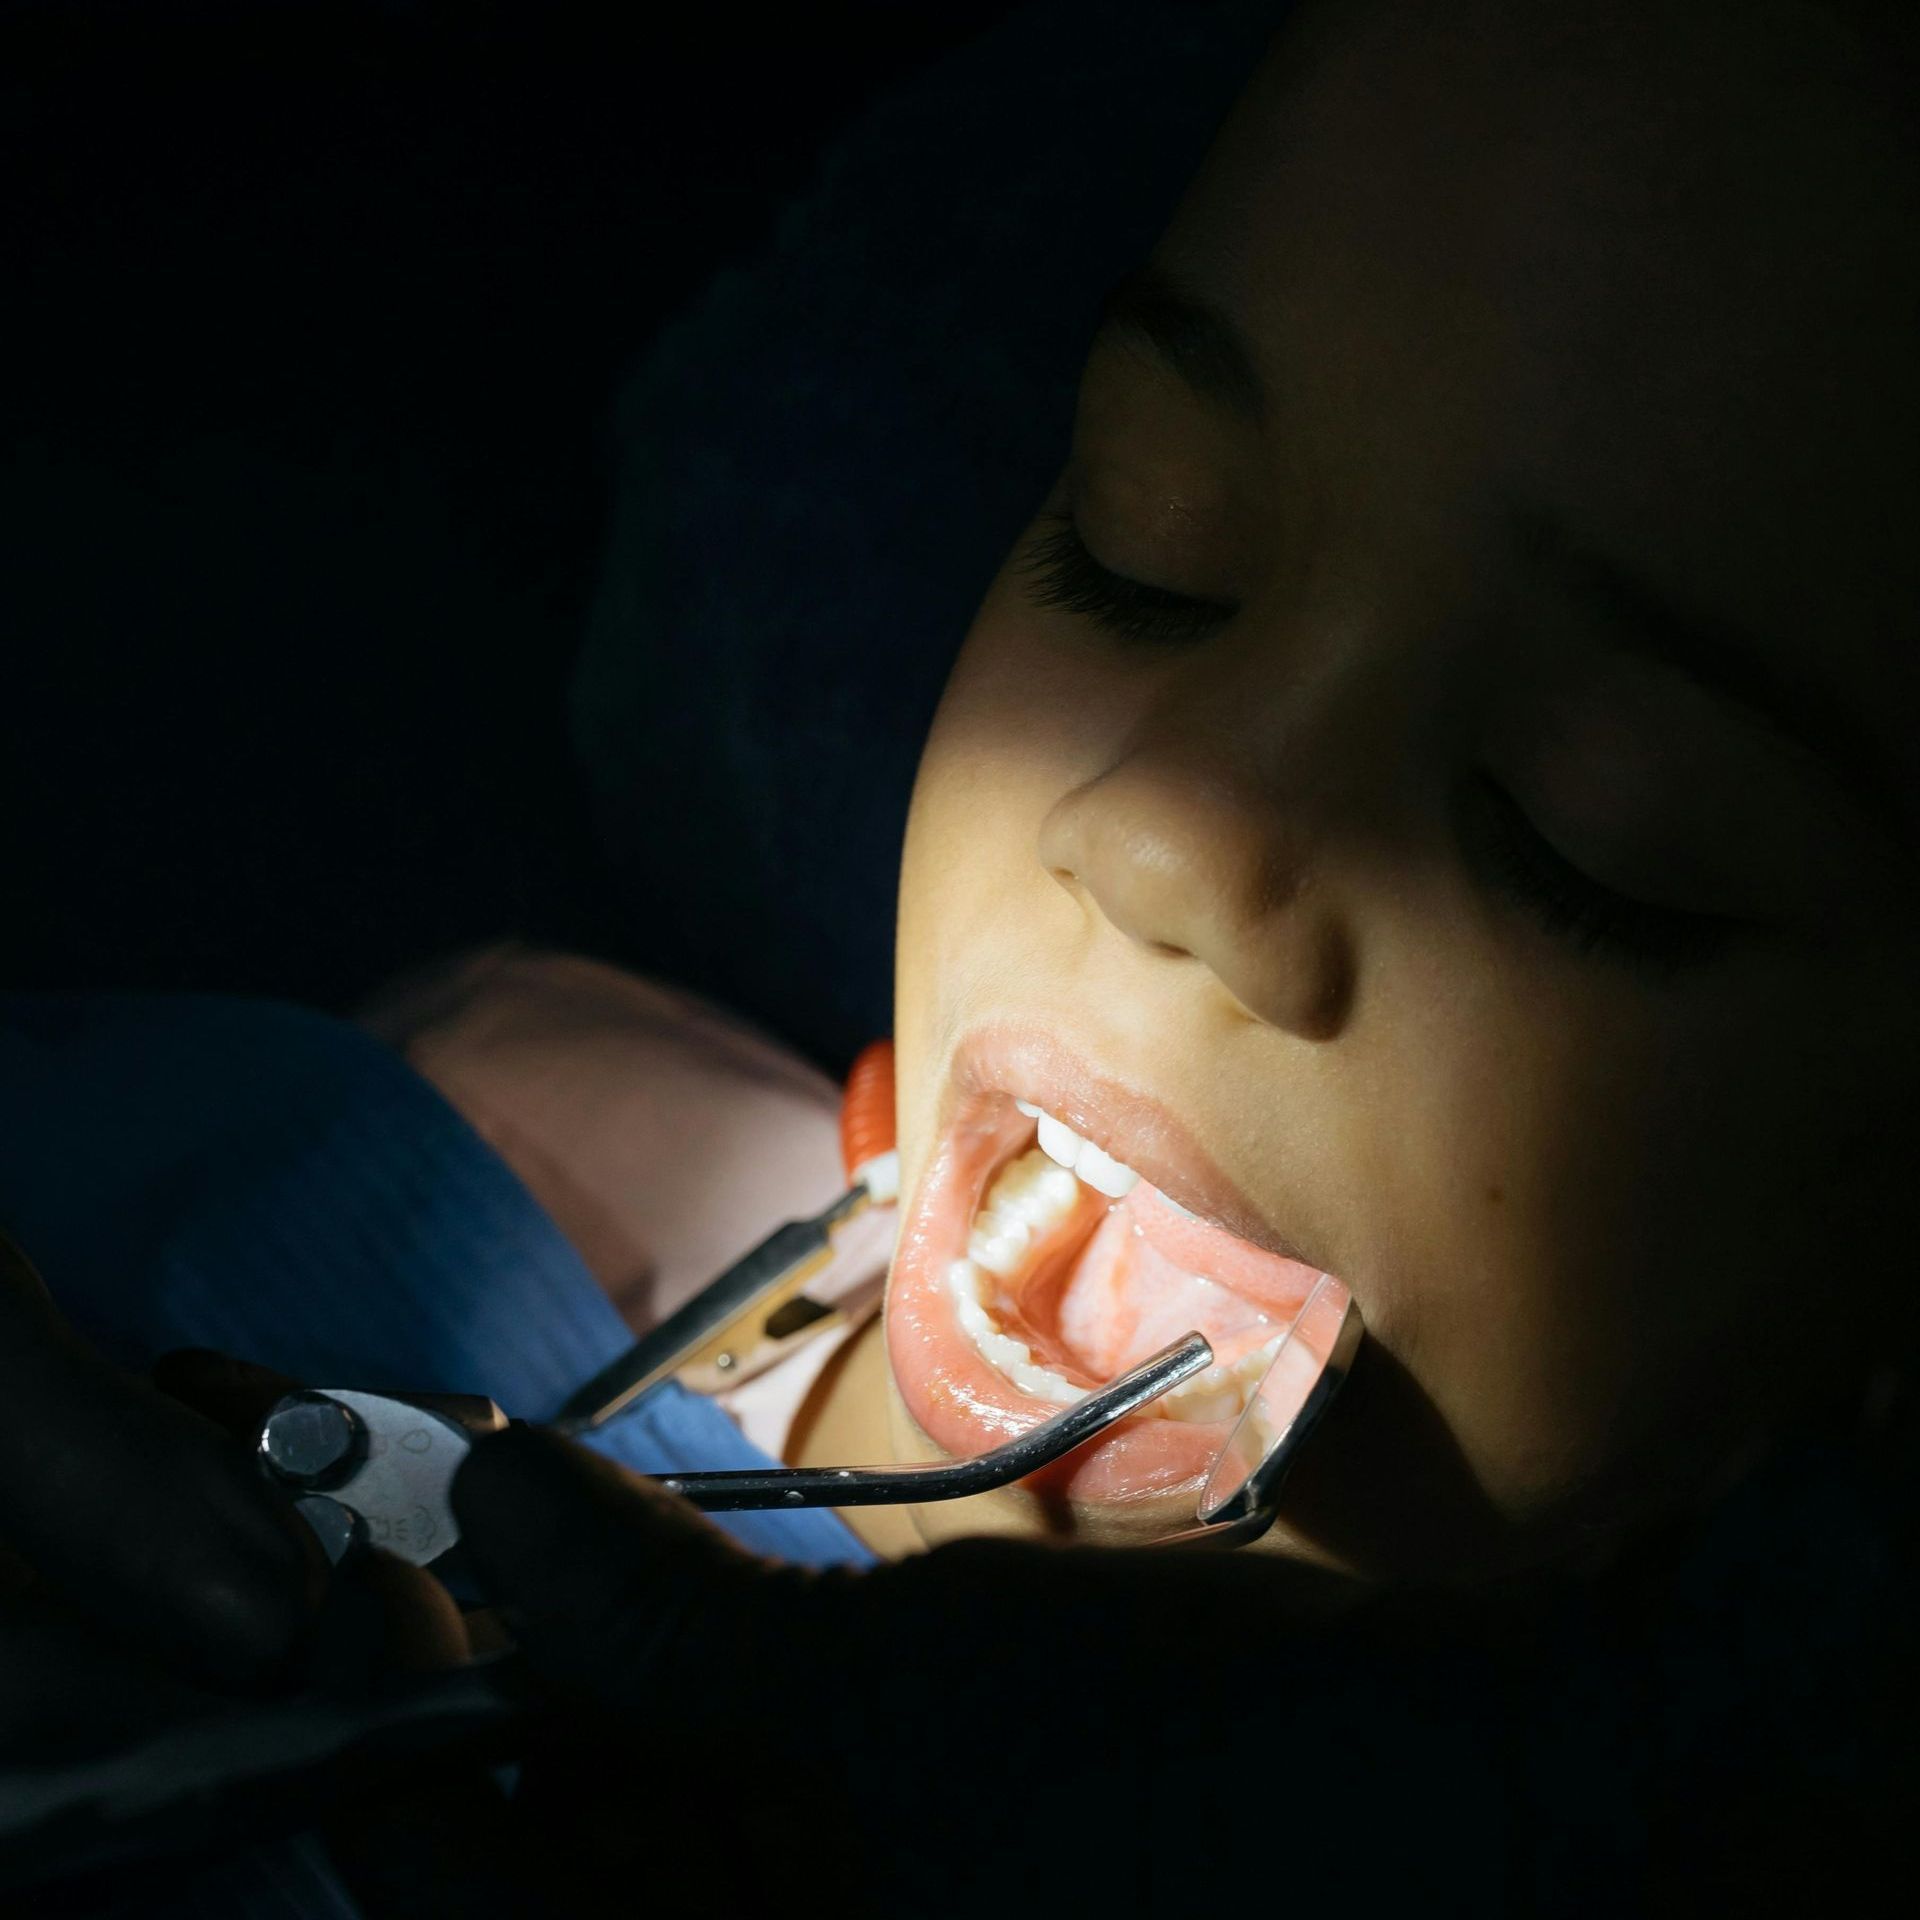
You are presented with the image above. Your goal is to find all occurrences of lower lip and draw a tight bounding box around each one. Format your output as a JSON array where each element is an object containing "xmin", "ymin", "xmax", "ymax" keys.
[{"xmin": 885, "ymin": 1086, "xmax": 1320, "ymax": 1507}]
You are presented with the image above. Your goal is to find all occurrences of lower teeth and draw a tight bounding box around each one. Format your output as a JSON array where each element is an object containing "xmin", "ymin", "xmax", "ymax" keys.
[
  {"xmin": 949, "ymin": 1252, "xmax": 1277, "ymax": 1421},
  {"xmin": 947, "ymin": 1145, "xmax": 1278, "ymax": 1422},
  {"xmin": 947, "ymin": 1260, "xmax": 1081, "ymax": 1404}
]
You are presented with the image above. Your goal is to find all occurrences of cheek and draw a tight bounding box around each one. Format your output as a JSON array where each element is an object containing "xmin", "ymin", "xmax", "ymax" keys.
[
  {"xmin": 1327, "ymin": 954, "xmax": 1653, "ymax": 1518},
  {"xmin": 1356, "ymin": 939, "xmax": 1893, "ymax": 1526}
]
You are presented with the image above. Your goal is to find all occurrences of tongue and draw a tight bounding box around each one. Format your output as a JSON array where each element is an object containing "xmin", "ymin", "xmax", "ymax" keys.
[{"xmin": 1038, "ymin": 1185, "xmax": 1318, "ymax": 1382}]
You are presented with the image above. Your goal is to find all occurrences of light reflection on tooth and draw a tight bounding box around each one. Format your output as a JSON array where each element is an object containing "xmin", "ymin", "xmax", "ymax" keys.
[
  {"xmin": 1027, "ymin": 1164, "xmax": 1082, "ymax": 1217},
  {"xmin": 980, "ymin": 1327, "xmax": 1032, "ymax": 1369},
  {"xmin": 954, "ymin": 1140, "xmax": 1275, "ymax": 1419},
  {"xmin": 981, "ymin": 1150, "xmax": 1082, "ymax": 1236},
  {"xmin": 1074, "ymin": 1140, "xmax": 1138, "ymax": 1198},
  {"xmin": 1161, "ymin": 1390, "xmax": 1237, "ymax": 1423},
  {"xmin": 944, "ymin": 1252, "xmax": 1084, "ymax": 1404},
  {"xmin": 1011, "ymin": 1361, "xmax": 1082, "ymax": 1403},
  {"xmin": 955, "ymin": 1294, "xmax": 994, "ymax": 1342},
  {"xmin": 1035, "ymin": 1112, "xmax": 1083, "ymax": 1170},
  {"xmin": 1043, "ymin": 1163, "xmax": 1082, "ymax": 1204},
  {"xmin": 950, "ymin": 1243, "xmax": 1285, "ymax": 1424},
  {"xmin": 948, "ymin": 1261, "xmax": 996, "ymax": 1346},
  {"xmin": 968, "ymin": 1218, "xmax": 1030, "ymax": 1277},
  {"xmin": 1017, "ymin": 1109, "xmax": 1147, "ymax": 1203}
]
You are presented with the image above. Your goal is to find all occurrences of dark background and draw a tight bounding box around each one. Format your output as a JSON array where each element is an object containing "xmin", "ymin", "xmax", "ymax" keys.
[
  {"xmin": 0, "ymin": 0, "xmax": 1281, "ymax": 1076},
  {"xmin": 3, "ymin": 16, "xmax": 1910, "ymax": 1907},
  {"xmin": 0, "ymin": 0, "xmax": 1014, "ymax": 1023}
]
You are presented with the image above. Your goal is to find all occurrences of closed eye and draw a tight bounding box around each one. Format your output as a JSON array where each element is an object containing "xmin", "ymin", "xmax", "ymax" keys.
[
  {"xmin": 1016, "ymin": 511, "xmax": 1237, "ymax": 648},
  {"xmin": 1458, "ymin": 773, "xmax": 1742, "ymax": 975}
]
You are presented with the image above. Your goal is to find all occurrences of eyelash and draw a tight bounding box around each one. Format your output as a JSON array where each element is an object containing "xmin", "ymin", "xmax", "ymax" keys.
[
  {"xmin": 1459, "ymin": 774, "xmax": 1737, "ymax": 974},
  {"xmin": 1016, "ymin": 510, "xmax": 1739, "ymax": 976},
  {"xmin": 1016, "ymin": 511, "xmax": 1236, "ymax": 646}
]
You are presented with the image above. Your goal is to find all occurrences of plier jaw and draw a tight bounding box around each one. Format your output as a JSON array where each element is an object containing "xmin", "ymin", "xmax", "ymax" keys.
[{"xmin": 257, "ymin": 1389, "xmax": 506, "ymax": 1568}]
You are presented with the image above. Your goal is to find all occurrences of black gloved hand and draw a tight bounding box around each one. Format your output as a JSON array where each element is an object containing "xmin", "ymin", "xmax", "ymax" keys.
[
  {"xmin": 0, "ymin": 1230, "xmax": 492, "ymax": 1911},
  {"xmin": 0, "ymin": 1230, "xmax": 332, "ymax": 1760},
  {"xmin": 449, "ymin": 1423, "xmax": 1520, "ymax": 1919}
]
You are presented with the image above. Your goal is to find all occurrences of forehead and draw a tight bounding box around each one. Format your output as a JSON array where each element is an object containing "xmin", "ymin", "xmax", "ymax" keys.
[{"xmin": 1148, "ymin": 0, "xmax": 1917, "ymax": 716}]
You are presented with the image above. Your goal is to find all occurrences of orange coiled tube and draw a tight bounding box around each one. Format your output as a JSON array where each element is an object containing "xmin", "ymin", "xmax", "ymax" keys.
[{"xmin": 839, "ymin": 1037, "xmax": 897, "ymax": 1187}]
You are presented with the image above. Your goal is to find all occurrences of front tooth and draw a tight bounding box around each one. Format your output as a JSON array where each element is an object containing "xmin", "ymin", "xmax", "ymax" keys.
[
  {"xmin": 1035, "ymin": 1112, "xmax": 1084, "ymax": 1170},
  {"xmin": 1014, "ymin": 1098, "xmax": 1042, "ymax": 1117},
  {"xmin": 1074, "ymin": 1140, "xmax": 1138, "ymax": 1199},
  {"xmin": 1154, "ymin": 1186, "xmax": 1201, "ymax": 1221},
  {"xmin": 1031, "ymin": 1109, "xmax": 1140, "ymax": 1198}
]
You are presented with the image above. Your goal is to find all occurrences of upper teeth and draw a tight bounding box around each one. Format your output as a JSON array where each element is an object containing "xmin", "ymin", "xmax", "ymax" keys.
[
  {"xmin": 966, "ymin": 1149, "xmax": 1081, "ymax": 1277},
  {"xmin": 1014, "ymin": 1102, "xmax": 1139, "ymax": 1198}
]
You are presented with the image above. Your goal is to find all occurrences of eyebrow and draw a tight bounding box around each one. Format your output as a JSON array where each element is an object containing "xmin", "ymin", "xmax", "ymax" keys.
[
  {"xmin": 1090, "ymin": 265, "xmax": 1271, "ymax": 429},
  {"xmin": 1514, "ymin": 504, "xmax": 1905, "ymax": 841}
]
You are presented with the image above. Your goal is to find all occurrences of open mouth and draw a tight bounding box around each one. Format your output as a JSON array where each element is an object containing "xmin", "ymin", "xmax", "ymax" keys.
[{"xmin": 886, "ymin": 1024, "xmax": 1334, "ymax": 1509}]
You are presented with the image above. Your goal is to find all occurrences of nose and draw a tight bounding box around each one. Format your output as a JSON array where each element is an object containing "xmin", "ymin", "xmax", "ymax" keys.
[{"xmin": 1036, "ymin": 728, "xmax": 1355, "ymax": 1041}]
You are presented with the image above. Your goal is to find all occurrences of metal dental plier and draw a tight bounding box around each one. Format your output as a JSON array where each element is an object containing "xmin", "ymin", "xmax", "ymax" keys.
[{"xmin": 256, "ymin": 1334, "xmax": 1217, "ymax": 1568}]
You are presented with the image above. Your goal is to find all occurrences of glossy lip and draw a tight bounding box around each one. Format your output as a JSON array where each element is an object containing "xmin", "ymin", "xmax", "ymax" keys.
[
  {"xmin": 947, "ymin": 1020, "xmax": 1323, "ymax": 1268},
  {"xmin": 885, "ymin": 1018, "xmax": 1333, "ymax": 1515}
]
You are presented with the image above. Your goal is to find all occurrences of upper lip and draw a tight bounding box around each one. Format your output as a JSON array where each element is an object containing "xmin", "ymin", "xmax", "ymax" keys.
[{"xmin": 947, "ymin": 1019, "xmax": 1322, "ymax": 1270}]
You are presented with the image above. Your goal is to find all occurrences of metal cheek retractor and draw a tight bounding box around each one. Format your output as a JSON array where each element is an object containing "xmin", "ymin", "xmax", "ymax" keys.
[
  {"xmin": 660, "ymin": 1283, "xmax": 1362, "ymax": 1544},
  {"xmin": 256, "ymin": 1335, "xmax": 1214, "ymax": 1566},
  {"xmin": 1159, "ymin": 1272, "xmax": 1365, "ymax": 1547}
]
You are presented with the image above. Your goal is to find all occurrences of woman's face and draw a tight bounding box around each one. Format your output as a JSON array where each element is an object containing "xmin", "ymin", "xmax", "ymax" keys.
[{"xmin": 884, "ymin": 0, "xmax": 1920, "ymax": 1579}]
